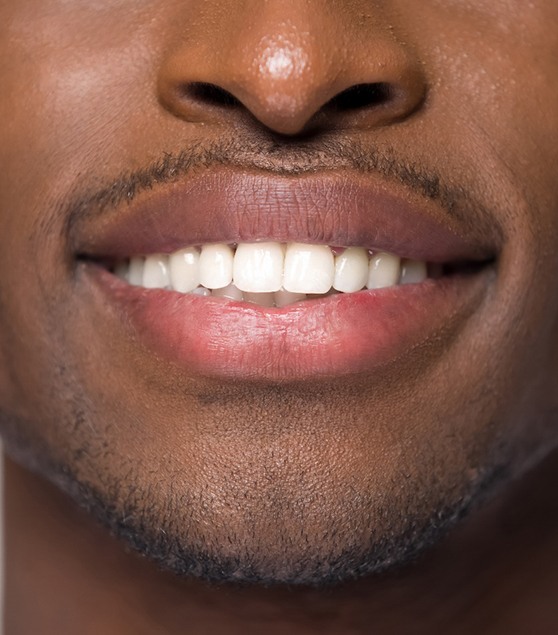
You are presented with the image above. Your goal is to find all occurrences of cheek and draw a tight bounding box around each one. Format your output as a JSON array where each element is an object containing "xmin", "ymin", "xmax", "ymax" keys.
[{"xmin": 0, "ymin": 3, "xmax": 164, "ymax": 229}]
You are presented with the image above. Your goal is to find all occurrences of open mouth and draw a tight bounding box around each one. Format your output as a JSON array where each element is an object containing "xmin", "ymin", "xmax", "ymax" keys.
[
  {"xmin": 97, "ymin": 242, "xmax": 481, "ymax": 308},
  {"xmin": 110, "ymin": 243, "xmax": 428, "ymax": 304},
  {"xmin": 75, "ymin": 170, "xmax": 497, "ymax": 380}
]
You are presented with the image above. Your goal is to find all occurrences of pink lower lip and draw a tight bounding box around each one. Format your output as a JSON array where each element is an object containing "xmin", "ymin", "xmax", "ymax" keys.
[{"xmin": 86, "ymin": 266, "xmax": 489, "ymax": 381}]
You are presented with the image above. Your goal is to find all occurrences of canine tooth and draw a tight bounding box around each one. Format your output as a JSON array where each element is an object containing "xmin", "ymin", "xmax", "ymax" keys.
[
  {"xmin": 274, "ymin": 288, "xmax": 307, "ymax": 307},
  {"xmin": 283, "ymin": 243, "xmax": 334, "ymax": 294},
  {"xmin": 333, "ymin": 247, "xmax": 369, "ymax": 293},
  {"xmin": 199, "ymin": 244, "xmax": 234, "ymax": 289},
  {"xmin": 143, "ymin": 255, "xmax": 170, "ymax": 289},
  {"xmin": 212, "ymin": 284, "xmax": 243, "ymax": 301},
  {"xmin": 400, "ymin": 259, "xmax": 427, "ymax": 284},
  {"xmin": 243, "ymin": 292, "xmax": 276, "ymax": 307},
  {"xmin": 169, "ymin": 247, "xmax": 200, "ymax": 293},
  {"xmin": 129, "ymin": 257, "xmax": 144, "ymax": 286},
  {"xmin": 367, "ymin": 252, "xmax": 401, "ymax": 289},
  {"xmin": 233, "ymin": 242, "xmax": 284, "ymax": 293}
]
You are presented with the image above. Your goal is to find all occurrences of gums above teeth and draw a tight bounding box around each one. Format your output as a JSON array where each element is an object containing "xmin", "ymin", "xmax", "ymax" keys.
[{"xmin": 113, "ymin": 242, "xmax": 429, "ymax": 306}]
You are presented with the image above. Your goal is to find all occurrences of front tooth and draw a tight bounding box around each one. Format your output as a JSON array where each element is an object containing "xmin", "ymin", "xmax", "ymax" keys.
[
  {"xmin": 143, "ymin": 254, "xmax": 170, "ymax": 289},
  {"xmin": 333, "ymin": 247, "xmax": 369, "ymax": 293},
  {"xmin": 400, "ymin": 259, "xmax": 427, "ymax": 284},
  {"xmin": 199, "ymin": 244, "xmax": 234, "ymax": 289},
  {"xmin": 274, "ymin": 288, "xmax": 307, "ymax": 307},
  {"xmin": 169, "ymin": 247, "xmax": 200, "ymax": 293},
  {"xmin": 233, "ymin": 242, "xmax": 284, "ymax": 293},
  {"xmin": 283, "ymin": 243, "xmax": 334, "ymax": 294},
  {"xmin": 367, "ymin": 252, "xmax": 401, "ymax": 289},
  {"xmin": 212, "ymin": 283, "xmax": 243, "ymax": 301},
  {"xmin": 129, "ymin": 257, "xmax": 144, "ymax": 286}
]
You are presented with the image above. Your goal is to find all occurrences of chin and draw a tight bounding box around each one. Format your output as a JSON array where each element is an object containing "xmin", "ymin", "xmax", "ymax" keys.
[{"xmin": 48, "ymin": 447, "xmax": 509, "ymax": 587}]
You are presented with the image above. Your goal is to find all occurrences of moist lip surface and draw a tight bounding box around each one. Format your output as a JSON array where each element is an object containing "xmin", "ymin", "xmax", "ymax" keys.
[
  {"xmin": 86, "ymin": 266, "xmax": 489, "ymax": 380},
  {"xmin": 75, "ymin": 170, "xmax": 497, "ymax": 381}
]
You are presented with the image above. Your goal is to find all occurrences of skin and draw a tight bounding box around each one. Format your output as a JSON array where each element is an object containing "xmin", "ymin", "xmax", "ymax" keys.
[{"xmin": 1, "ymin": 0, "xmax": 558, "ymax": 632}]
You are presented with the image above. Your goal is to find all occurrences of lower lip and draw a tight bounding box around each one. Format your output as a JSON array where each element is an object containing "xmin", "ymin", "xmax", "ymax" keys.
[{"xmin": 86, "ymin": 266, "xmax": 489, "ymax": 381}]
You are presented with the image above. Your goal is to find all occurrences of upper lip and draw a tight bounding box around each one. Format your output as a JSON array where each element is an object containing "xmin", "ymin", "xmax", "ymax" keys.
[{"xmin": 72, "ymin": 168, "xmax": 499, "ymax": 265}]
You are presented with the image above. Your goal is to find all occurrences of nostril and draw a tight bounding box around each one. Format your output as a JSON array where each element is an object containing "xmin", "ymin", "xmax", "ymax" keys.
[
  {"xmin": 182, "ymin": 82, "xmax": 242, "ymax": 108},
  {"xmin": 178, "ymin": 82, "xmax": 393, "ymax": 115},
  {"xmin": 326, "ymin": 83, "xmax": 392, "ymax": 112}
]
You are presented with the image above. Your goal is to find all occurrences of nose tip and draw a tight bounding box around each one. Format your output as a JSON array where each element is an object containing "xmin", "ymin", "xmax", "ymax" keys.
[
  {"xmin": 242, "ymin": 37, "xmax": 323, "ymax": 134},
  {"xmin": 158, "ymin": 4, "xmax": 427, "ymax": 136}
]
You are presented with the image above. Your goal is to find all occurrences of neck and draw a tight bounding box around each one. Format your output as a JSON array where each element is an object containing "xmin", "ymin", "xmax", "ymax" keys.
[{"xmin": 5, "ymin": 453, "xmax": 558, "ymax": 635}]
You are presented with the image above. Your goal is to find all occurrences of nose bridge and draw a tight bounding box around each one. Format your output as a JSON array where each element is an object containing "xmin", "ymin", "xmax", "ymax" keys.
[{"xmin": 158, "ymin": 0, "xmax": 427, "ymax": 136}]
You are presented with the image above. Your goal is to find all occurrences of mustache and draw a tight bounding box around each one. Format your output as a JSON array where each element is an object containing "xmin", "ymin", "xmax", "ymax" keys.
[{"xmin": 63, "ymin": 136, "xmax": 496, "ymax": 242}]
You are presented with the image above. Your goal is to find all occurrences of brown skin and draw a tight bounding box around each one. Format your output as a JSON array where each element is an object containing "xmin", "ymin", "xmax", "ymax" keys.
[{"xmin": 1, "ymin": 0, "xmax": 558, "ymax": 632}]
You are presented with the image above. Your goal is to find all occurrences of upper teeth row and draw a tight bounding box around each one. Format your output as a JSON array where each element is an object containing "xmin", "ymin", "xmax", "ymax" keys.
[{"xmin": 114, "ymin": 242, "xmax": 427, "ymax": 297}]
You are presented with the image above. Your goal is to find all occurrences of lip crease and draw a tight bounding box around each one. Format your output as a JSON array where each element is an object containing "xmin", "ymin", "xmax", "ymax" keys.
[{"xmin": 75, "ymin": 168, "xmax": 496, "ymax": 381}]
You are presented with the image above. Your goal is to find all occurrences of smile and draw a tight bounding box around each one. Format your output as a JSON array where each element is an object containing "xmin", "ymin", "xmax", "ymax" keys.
[
  {"xmin": 76, "ymin": 170, "xmax": 497, "ymax": 380},
  {"xmin": 112, "ymin": 243, "xmax": 429, "ymax": 307}
]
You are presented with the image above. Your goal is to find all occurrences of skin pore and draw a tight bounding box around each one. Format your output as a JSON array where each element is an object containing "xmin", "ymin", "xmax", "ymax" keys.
[{"xmin": 1, "ymin": 0, "xmax": 558, "ymax": 633}]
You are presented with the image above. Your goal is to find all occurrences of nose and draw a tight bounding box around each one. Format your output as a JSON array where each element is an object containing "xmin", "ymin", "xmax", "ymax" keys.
[{"xmin": 157, "ymin": 1, "xmax": 427, "ymax": 136}]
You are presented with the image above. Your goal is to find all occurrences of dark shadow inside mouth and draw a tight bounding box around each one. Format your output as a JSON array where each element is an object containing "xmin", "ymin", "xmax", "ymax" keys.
[{"xmin": 439, "ymin": 259, "xmax": 492, "ymax": 278}]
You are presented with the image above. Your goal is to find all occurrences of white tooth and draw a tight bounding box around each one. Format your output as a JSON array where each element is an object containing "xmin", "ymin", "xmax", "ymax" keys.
[
  {"xmin": 283, "ymin": 243, "xmax": 334, "ymax": 294},
  {"xmin": 143, "ymin": 254, "xmax": 170, "ymax": 289},
  {"xmin": 129, "ymin": 257, "xmax": 144, "ymax": 286},
  {"xmin": 333, "ymin": 247, "xmax": 369, "ymax": 293},
  {"xmin": 243, "ymin": 292, "xmax": 276, "ymax": 307},
  {"xmin": 192, "ymin": 286, "xmax": 211, "ymax": 296},
  {"xmin": 212, "ymin": 283, "xmax": 243, "ymax": 301},
  {"xmin": 114, "ymin": 261, "xmax": 129, "ymax": 282},
  {"xmin": 274, "ymin": 288, "xmax": 307, "ymax": 307},
  {"xmin": 199, "ymin": 244, "xmax": 234, "ymax": 289},
  {"xmin": 400, "ymin": 260, "xmax": 427, "ymax": 284},
  {"xmin": 367, "ymin": 252, "xmax": 401, "ymax": 289},
  {"xmin": 169, "ymin": 247, "xmax": 200, "ymax": 293},
  {"xmin": 233, "ymin": 242, "xmax": 284, "ymax": 293}
]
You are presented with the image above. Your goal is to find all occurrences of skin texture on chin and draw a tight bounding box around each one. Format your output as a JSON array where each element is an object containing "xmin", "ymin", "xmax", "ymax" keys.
[{"xmin": 1, "ymin": 0, "xmax": 558, "ymax": 607}]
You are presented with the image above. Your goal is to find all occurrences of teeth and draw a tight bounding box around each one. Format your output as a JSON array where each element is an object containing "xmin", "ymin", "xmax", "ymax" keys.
[
  {"xmin": 114, "ymin": 261, "xmax": 130, "ymax": 282},
  {"xmin": 233, "ymin": 242, "xmax": 284, "ymax": 293},
  {"xmin": 129, "ymin": 257, "xmax": 145, "ymax": 286},
  {"xmin": 283, "ymin": 243, "xmax": 334, "ymax": 294},
  {"xmin": 116, "ymin": 243, "xmax": 430, "ymax": 306},
  {"xmin": 143, "ymin": 254, "xmax": 170, "ymax": 289},
  {"xmin": 199, "ymin": 244, "xmax": 234, "ymax": 290},
  {"xmin": 400, "ymin": 259, "xmax": 428, "ymax": 285},
  {"xmin": 191, "ymin": 286, "xmax": 211, "ymax": 297},
  {"xmin": 367, "ymin": 252, "xmax": 401, "ymax": 290},
  {"xmin": 169, "ymin": 247, "xmax": 200, "ymax": 293},
  {"xmin": 212, "ymin": 284, "xmax": 243, "ymax": 301},
  {"xmin": 333, "ymin": 247, "xmax": 369, "ymax": 293},
  {"xmin": 243, "ymin": 292, "xmax": 276, "ymax": 307},
  {"xmin": 274, "ymin": 288, "xmax": 307, "ymax": 307}
]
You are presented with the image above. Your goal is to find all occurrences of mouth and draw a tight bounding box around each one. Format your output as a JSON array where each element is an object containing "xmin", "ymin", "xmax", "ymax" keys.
[{"xmin": 75, "ymin": 169, "xmax": 497, "ymax": 381}]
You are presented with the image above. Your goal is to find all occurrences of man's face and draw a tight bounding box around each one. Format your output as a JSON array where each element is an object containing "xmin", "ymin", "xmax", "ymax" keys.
[{"xmin": 1, "ymin": 0, "xmax": 558, "ymax": 585}]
